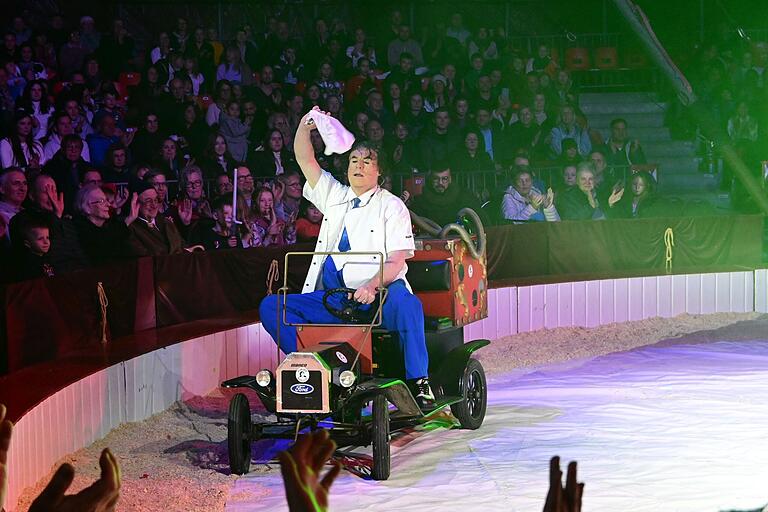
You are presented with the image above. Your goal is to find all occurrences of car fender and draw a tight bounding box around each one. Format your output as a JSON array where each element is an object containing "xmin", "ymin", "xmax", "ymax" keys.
[
  {"xmin": 432, "ymin": 339, "xmax": 490, "ymax": 397},
  {"xmin": 346, "ymin": 378, "xmax": 423, "ymax": 418},
  {"xmin": 221, "ymin": 376, "xmax": 277, "ymax": 413}
]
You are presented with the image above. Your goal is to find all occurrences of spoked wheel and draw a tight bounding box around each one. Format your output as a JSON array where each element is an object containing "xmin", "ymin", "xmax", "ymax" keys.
[
  {"xmin": 450, "ymin": 358, "xmax": 487, "ymax": 430},
  {"xmin": 370, "ymin": 394, "xmax": 390, "ymax": 480},
  {"xmin": 228, "ymin": 393, "xmax": 252, "ymax": 475}
]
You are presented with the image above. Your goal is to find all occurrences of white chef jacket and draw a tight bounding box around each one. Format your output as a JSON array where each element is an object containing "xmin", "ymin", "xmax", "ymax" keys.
[{"xmin": 301, "ymin": 170, "xmax": 415, "ymax": 293}]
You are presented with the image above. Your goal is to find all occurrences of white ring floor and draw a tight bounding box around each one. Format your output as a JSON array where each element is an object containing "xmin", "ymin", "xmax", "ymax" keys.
[{"xmin": 227, "ymin": 339, "xmax": 768, "ymax": 512}]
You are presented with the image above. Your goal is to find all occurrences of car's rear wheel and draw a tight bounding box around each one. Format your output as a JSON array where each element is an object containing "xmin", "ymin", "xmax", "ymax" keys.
[
  {"xmin": 228, "ymin": 393, "xmax": 252, "ymax": 474},
  {"xmin": 371, "ymin": 394, "xmax": 390, "ymax": 480},
  {"xmin": 450, "ymin": 358, "xmax": 487, "ymax": 430}
]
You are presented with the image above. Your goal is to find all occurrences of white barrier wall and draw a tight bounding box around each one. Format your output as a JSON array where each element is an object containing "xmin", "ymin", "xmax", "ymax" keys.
[{"xmin": 5, "ymin": 270, "xmax": 768, "ymax": 510}]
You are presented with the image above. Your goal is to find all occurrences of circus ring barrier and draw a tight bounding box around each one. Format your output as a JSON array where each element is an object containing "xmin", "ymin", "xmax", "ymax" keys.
[{"xmin": 0, "ymin": 215, "xmax": 765, "ymax": 510}]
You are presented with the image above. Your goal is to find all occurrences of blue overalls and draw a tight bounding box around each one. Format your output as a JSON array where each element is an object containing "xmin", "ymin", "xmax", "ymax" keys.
[{"xmin": 259, "ymin": 256, "xmax": 429, "ymax": 380}]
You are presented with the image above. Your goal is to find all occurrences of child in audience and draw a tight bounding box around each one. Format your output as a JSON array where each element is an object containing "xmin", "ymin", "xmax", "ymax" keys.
[
  {"xmin": 12, "ymin": 215, "xmax": 55, "ymax": 281},
  {"xmin": 295, "ymin": 200, "xmax": 322, "ymax": 242},
  {"xmin": 196, "ymin": 196, "xmax": 243, "ymax": 250}
]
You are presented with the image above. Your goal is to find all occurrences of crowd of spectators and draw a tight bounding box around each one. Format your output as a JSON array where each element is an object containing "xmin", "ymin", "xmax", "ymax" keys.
[{"xmin": 0, "ymin": 7, "xmax": 671, "ymax": 283}]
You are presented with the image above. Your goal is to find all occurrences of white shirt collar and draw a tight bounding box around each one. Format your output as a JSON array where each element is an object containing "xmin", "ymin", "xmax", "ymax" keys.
[{"xmin": 342, "ymin": 185, "xmax": 378, "ymax": 207}]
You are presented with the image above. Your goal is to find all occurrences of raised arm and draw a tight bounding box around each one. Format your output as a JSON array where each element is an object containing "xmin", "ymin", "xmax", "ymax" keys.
[{"xmin": 294, "ymin": 109, "xmax": 324, "ymax": 189}]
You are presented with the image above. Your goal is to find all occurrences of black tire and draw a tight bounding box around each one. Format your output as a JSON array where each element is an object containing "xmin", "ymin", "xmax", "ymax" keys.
[
  {"xmin": 450, "ymin": 358, "xmax": 487, "ymax": 430},
  {"xmin": 228, "ymin": 393, "xmax": 252, "ymax": 475},
  {"xmin": 371, "ymin": 394, "xmax": 390, "ymax": 480}
]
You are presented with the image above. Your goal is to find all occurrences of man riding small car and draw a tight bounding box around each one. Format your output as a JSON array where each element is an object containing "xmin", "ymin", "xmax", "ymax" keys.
[{"xmin": 259, "ymin": 107, "xmax": 435, "ymax": 408}]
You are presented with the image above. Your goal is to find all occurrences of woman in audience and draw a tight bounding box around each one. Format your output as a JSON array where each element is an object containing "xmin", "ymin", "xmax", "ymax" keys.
[
  {"xmin": 250, "ymin": 129, "xmax": 298, "ymax": 178},
  {"xmin": 556, "ymin": 162, "xmax": 622, "ymax": 220},
  {"xmin": 313, "ymin": 61, "xmax": 343, "ymax": 100},
  {"xmin": 385, "ymin": 81, "xmax": 403, "ymax": 117},
  {"xmin": 72, "ymin": 183, "xmax": 137, "ymax": 266},
  {"xmin": 247, "ymin": 187, "xmax": 296, "ymax": 247},
  {"xmin": 17, "ymin": 79, "xmax": 54, "ymax": 141},
  {"xmin": 387, "ymin": 121, "xmax": 419, "ymax": 173},
  {"xmin": 608, "ymin": 171, "xmax": 661, "ymax": 219},
  {"xmin": 216, "ymin": 45, "xmax": 253, "ymax": 86},
  {"xmin": 452, "ymin": 128, "xmax": 493, "ymax": 173},
  {"xmin": 0, "ymin": 109, "xmax": 46, "ymax": 170},
  {"xmin": 502, "ymin": 168, "xmax": 560, "ymax": 223},
  {"xmin": 155, "ymin": 137, "xmax": 185, "ymax": 180},
  {"xmin": 176, "ymin": 102, "xmax": 209, "ymax": 156},
  {"xmin": 199, "ymin": 133, "xmax": 238, "ymax": 178}
]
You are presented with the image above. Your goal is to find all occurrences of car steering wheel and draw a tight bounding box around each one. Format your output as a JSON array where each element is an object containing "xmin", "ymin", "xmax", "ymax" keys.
[{"xmin": 323, "ymin": 287, "xmax": 381, "ymax": 324}]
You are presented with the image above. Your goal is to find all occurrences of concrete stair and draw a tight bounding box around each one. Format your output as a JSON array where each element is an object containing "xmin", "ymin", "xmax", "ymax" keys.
[{"xmin": 581, "ymin": 92, "xmax": 713, "ymax": 193}]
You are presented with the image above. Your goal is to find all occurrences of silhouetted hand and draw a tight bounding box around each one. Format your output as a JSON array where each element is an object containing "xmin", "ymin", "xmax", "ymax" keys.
[
  {"xmin": 279, "ymin": 430, "xmax": 341, "ymax": 512},
  {"xmin": 1, "ymin": 403, "xmax": 12, "ymax": 510},
  {"xmin": 543, "ymin": 456, "xmax": 584, "ymax": 512},
  {"xmin": 28, "ymin": 448, "xmax": 121, "ymax": 512}
]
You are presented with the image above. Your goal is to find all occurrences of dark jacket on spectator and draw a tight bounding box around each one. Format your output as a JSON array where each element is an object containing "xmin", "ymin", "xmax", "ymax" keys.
[
  {"xmin": 410, "ymin": 183, "xmax": 485, "ymax": 228},
  {"xmin": 419, "ymin": 129, "xmax": 461, "ymax": 172},
  {"xmin": 43, "ymin": 153, "xmax": 91, "ymax": 214},
  {"xmin": 7, "ymin": 249, "xmax": 56, "ymax": 282},
  {"xmin": 9, "ymin": 209, "xmax": 90, "ymax": 274},
  {"xmin": 127, "ymin": 215, "xmax": 185, "ymax": 256},
  {"xmin": 249, "ymin": 150, "xmax": 299, "ymax": 178},
  {"xmin": 72, "ymin": 215, "xmax": 132, "ymax": 267},
  {"xmin": 451, "ymin": 148, "xmax": 494, "ymax": 173},
  {"xmin": 555, "ymin": 187, "xmax": 605, "ymax": 221}
]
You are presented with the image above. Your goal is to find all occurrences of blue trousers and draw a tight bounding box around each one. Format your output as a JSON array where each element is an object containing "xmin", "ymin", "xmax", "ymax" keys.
[{"xmin": 259, "ymin": 258, "xmax": 429, "ymax": 379}]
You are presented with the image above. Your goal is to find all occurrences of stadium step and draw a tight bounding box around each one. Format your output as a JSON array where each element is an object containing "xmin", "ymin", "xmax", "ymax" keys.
[
  {"xmin": 580, "ymin": 101, "xmax": 668, "ymax": 115},
  {"xmin": 659, "ymin": 172, "xmax": 719, "ymax": 192},
  {"xmin": 580, "ymin": 92, "xmax": 661, "ymax": 104},
  {"xmin": 589, "ymin": 112, "xmax": 665, "ymax": 129},
  {"xmin": 656, "ymin": 156, "xmax": 700, "ymax": 174},
  {"xmin": 643, "ymin": 140, "xmax": 697, "ymax": 158},
  {"xmin": 597, "ymin": 126, "xmax": 672, "ymax": 142}
]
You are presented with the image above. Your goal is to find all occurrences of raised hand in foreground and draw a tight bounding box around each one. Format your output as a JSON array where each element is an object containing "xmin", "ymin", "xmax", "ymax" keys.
[
  {"xmin": 543, "ymin": 455, "xmax": 584, "ymax": 512},
  {"xmin": 279, "ymin": 429, "xmax": 342, "ymax": 512},
  {"xmin": 28, "ymin": 448, "xmax": 121, "ymax": 512}
]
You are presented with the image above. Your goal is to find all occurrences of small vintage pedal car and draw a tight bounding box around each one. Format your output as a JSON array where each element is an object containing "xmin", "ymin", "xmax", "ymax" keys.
[{"xmin": 222, "ymin": 224, "xmax": 489, "ymax": 480}]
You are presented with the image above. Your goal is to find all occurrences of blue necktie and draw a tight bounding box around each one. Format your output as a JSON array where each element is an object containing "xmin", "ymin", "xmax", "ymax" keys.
[{"xmin": 338, "ymin": 197, "xmax": 361, "ymax": 252}]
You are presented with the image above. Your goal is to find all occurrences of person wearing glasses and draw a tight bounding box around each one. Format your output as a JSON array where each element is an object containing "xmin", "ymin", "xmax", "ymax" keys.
[
  {"xmin": 127, "ymin": 181, "xmax": 185, "ymax": 256},
  {"xmin": 234, "ymin": 165, "xmax": 256, "ymax": 211},
  {"xmin": 409, "ymin": 162, "xmax": 485, "ymax": 228},
  {"xmin": 71, "ymin": 183, "xmax": 138, "ymax": 267},
  {"xmin": 169, "ymin": 165, "xmax": 211, "ymax": 237}
]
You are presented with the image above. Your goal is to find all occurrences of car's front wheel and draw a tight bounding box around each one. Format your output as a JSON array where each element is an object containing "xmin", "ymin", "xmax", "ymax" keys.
[
  {"xmin": 450, "ymin": 358, "xmax": 487, "ymax": 430},
  {"xmin": 228, "ymin": 393, "xmax": 252, "ymax": 474},
  {"xmin": 371, "ymin": 394, "xmax": 390, "ymax": 480}
]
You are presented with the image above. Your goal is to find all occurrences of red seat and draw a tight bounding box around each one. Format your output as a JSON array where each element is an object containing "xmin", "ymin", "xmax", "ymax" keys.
[
  {"xmin": 119, "ymin": 72, "xmax": 142, "ymax": 87},
  {"xmin": 564, "ymin": 48, "xmax": 590, "ymax": 71},
  {"xmin": 594, "ymin": 47, "xmax": 618, "ymax": 69}
]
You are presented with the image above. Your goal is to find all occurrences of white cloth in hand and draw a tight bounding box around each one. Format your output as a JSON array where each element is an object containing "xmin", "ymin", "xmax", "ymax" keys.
[{"xmin": 306, "ymin": 110, "xmax": 356, "ymax": 155}]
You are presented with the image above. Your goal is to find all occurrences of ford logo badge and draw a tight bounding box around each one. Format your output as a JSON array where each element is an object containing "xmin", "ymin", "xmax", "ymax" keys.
[{"xmin": 290, "ymin": 383, "xmax": 314, "ymax": 395}]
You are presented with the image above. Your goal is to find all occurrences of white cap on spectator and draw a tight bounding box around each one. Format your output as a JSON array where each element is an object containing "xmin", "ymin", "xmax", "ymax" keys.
[{"xmin": 432, "ymin": 74, "xmax": 447, "ymax": 85}]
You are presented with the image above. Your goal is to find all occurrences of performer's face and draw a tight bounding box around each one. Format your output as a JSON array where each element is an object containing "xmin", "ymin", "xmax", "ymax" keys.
[{"xmin": 347, "ymin": 148, "xmax": 380, "ymax": 193}]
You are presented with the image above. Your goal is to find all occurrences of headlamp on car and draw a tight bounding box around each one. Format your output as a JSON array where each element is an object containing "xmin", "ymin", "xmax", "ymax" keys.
[
  {"xmin": 339, "ymin": 370, "xmax": 356, "ymax": 388},
  {"xmin": 255, "ymin": 370, "xmax": 272, "ymax": 387}
]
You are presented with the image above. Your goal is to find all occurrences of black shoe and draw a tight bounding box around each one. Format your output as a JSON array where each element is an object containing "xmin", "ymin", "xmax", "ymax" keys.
[{"xmin": 411, "ymin": 378, "xmax": 435, "ymax": 410}]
